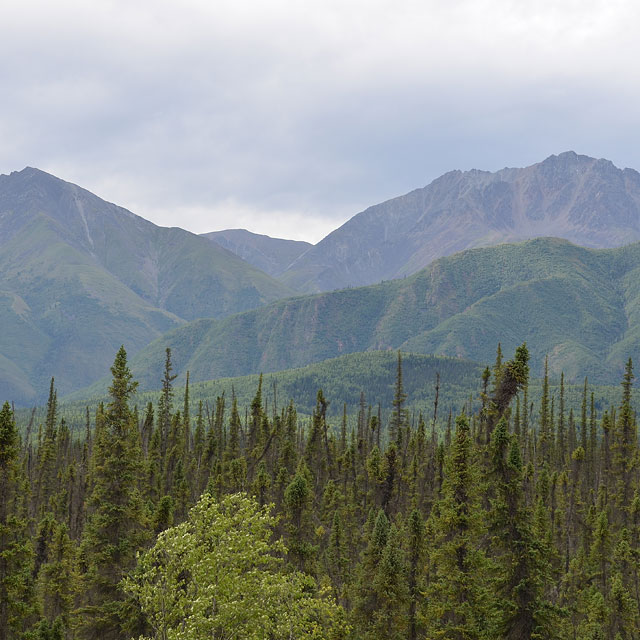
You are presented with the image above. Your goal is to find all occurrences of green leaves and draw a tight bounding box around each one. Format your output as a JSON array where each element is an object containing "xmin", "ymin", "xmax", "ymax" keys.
[{"xmin": 124, "ymin": 493, "xmax": 347, "ymax": 640}]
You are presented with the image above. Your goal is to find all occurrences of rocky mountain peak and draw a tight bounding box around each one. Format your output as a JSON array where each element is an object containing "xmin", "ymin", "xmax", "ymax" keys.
[{"xmin": 279, "ymin": 152, "xmax": 640, "ymax": 293}]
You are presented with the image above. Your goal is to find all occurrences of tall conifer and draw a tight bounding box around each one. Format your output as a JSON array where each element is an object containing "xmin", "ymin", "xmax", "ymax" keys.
[
  {"xmin": 77, "ymin": 347, "xmax": 148, "ymax": 640},
  {"xmin": 0, "ymin": 401, "xmax": 36, "ymax": 639}
]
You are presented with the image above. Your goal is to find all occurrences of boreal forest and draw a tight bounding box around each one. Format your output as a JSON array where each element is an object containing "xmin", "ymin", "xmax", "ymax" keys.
[
  {"xmin": 5, "ymin": 156, "xmax": 640, "ymax": 640},
  {"xmin": 7, "ymin": 0, "xmax": 640, "ymax": 631},
  {"xmin": 3, "ymin": 341, "xmax": 640, "ymax": 640},
  {"xmin": 4, "ymin": 0, "xmax": 640, "ymax": 635}
]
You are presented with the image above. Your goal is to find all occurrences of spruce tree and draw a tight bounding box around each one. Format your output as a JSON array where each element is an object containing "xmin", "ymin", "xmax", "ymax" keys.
[
  {"xmin": 488, "ymin": 417, "xmax": 557, "ymax": 639},
  {"xmin": 325, "ymin": 509, "xmax": 350, "ymax": 607},
  {"xmin": 0, "ymin": 401, "xmax": 37, "ymax": 640},
  {"xmin": 352, "ymin": 509, "xmax": 393, "ymax": 636},
  {"xmin": 406, "ymin": 508, "xmax": 424, "ymax": 640},
  {"xmin": 77, "ymin": 347, "xmax": 149, "ymax": 640},
  {"xmin": 538, "ymin": 357, "xmax": 551, "ymax": 465},
  {"xmin": 487, "ymin": 344, "xmax": 530, "ymax": 433},
  {"xmin": 557, "ymin": 372, "xmax": 566, "ymax": 465},
  {"xmin": 612, "ymin": 359, "xmax": 636, "ymax": 525},
  {"xmin": 390, "ymin": 352, "xmax": 408, "ymax": 447},
  {"xmin": 425, "ymin": 414, "xmax": 491, "ymax": 638},
  {"xmin": 283, "ymin": 462, "xmax": 316, "ymax": 573},
  {"xmin": 247, "ymin": 374, "xmax": 264, "ymax": 480},
  {"xmin": 157, "ymin": 347, "xmax": 176, "ymax": 460},
  {"xmin": 35, "ymin": 379, "xmax": 59, "ymax": 517},
  {"xmin": 37, "ymin": 522, "xmax": 77, "ymax": 634},
  {"xmin": 368, "ymin": 524, "xmax": 409, "ymax": 639},
  {"xmin": 192, "ymin": 400, "xmax": 206, "ymax": 496}
]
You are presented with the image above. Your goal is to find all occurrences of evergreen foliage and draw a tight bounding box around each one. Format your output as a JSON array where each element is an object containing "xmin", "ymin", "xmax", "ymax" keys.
[
  {"xmin": 0, "ymin": 401, "xmax": 36, "ymax": 639},
  {"xmin": 7, "ymin": 342, "xmax": 640, "ymax": 638},
  {"xmin": 77, "ymin": 347, "xmax": 149, "ymax": 639}
]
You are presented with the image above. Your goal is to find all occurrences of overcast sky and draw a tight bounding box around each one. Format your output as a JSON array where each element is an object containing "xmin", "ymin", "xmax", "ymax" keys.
[{"xmin": 1, "ymin": 0, "xmax": 639, "ymax": 242}]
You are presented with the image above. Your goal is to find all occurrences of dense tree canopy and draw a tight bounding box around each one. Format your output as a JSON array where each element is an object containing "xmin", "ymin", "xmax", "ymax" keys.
[{"xmin": 4, "ymin": 344, "xmax": 640, "ymax": 639}]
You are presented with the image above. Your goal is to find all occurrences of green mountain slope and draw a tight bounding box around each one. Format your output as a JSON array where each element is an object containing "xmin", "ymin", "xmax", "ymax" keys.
[
  {"xmin": 0, "ymin": 168, "xmax": 295, "ymax": 404},
  {"xmin": 125, "ymin": 237, "xmax": 640, "ymax": 388}
]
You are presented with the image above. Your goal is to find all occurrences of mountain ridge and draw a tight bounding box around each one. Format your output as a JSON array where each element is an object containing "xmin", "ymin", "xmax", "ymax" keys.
[
  {"xmin": 278, "ymin": 152, "xmax": 640, "ymax": 292},
  {"xmin": 201, "ymin": 228, "xmax": 312, "ymax": 277},
  {"xmin": 5, "ymin": 153, "xmax": 640, "ymax": 404},
  {"xmin": 119, "ymin": 237, "xmax": 640, "ymax": 392},
  {"xmin": 0, "ymin": 167, "xmax": 296, "ymax": 404}
]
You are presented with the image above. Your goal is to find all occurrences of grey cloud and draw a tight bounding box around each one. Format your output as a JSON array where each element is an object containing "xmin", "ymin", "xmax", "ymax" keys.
[{"xmin": 1, "ymin": 1, "xmax": 640, "ymax": 242}]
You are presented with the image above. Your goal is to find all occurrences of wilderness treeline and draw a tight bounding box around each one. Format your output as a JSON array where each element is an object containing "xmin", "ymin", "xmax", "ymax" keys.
[{"xmin": 2, "ymin": 343, "xmax": 640, "ymax": 639}]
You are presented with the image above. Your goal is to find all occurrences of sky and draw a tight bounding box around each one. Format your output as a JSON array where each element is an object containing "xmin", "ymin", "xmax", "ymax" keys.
[{"xmin": 1, "ymin": 0, "xmax": 640, "ymax": 243}]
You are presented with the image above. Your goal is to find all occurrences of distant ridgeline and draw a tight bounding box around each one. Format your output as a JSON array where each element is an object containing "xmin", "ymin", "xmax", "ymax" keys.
[{"xmin": 5, "ymin": 344, "xmax": 640, "ymax": 638}]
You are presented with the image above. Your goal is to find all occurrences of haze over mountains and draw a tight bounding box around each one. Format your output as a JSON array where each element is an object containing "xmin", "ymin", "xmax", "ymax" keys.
[
  {"xmin": 202, "ymin": 228, "xmax": 311, "ymax": 277},
  {"xmin": 3, "ymin": 152, "xmax": 640, "ymax": 405}
]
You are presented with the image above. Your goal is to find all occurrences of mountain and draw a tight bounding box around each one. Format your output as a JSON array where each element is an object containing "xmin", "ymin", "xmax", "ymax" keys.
[
  {"xmin": 202, "ymin": 228, "xmax": 312, "ymax": 277},
  {"xmin": 0, "ymin": 168, "xmax": 295, "ymax": 404},
  {"xmin": 279, "ymin": 152, "xmax": 640, "ymax": 292},
  {"xmin": 124, "ymin": 237, "xmax": 640, "ymax": 389}
]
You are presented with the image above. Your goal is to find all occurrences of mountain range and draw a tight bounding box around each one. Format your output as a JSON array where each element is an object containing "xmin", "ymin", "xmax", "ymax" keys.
[
  {"xmin": 3, "ymin": 152, "xmax": 640, "ymax": 405},
  {"xmin": 273, "ymin": 152, "xmax": 640, "ymax": 292},
  {"xmin": 120, "ymin": 237, "xmax": 640, "ymax": 391}
]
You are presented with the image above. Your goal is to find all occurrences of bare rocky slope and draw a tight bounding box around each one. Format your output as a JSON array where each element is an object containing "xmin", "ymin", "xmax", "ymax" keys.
[
  {"xmin": 278, "ymin": 152, "xmax": 640, "ymax": 292},
  {"xmin": 202, "ymin": 228, "xmax": 311, "ymax": 277}
]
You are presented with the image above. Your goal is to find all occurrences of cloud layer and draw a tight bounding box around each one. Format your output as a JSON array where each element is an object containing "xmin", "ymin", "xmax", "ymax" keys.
[{"xmin": 2, "ymin": 0, "xmax": 639, "ymax": 241}]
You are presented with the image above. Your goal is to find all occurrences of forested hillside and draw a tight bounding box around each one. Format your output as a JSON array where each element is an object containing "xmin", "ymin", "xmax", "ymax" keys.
[
  {"xmin": 0, "ymin": 168, "xmax": 294, "ymax": 404},
  {"xmin": 125, "ymin": 237, "xmax": 640, "ymax": 391},
  {"xmin": 4, "ymin": 344, "xmax": 640, "ymax": 638},
  {"xmin": 66, "ymin": 351, "xmax": 483, "ymax": 421},
  {"xmin": 63, "ymin": 350, "xmax": 637, "ymax": 431}
]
